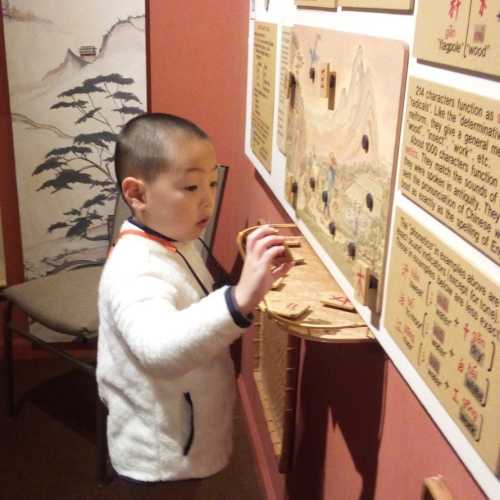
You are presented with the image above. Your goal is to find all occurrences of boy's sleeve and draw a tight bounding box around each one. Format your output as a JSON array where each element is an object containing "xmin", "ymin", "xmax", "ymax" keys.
[
  {"xmin": 224, "ymin": 286, "xmax": 254, "ymax": 328},
  {"xmin": 110, "ymin": 271, "xmax": 248, "ymax": 377}
]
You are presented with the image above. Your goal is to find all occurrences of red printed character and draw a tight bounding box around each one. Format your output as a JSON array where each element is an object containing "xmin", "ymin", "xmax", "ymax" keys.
[
  {"xmin": 471, "ymin": 330, "xmax": 485, "ymax": 349},
  {"xmin": 478, "ymin": 0, "xmax": 486, "ymax": 16},
  {"xmin": 457, "ymin": 357, "xmax": 465, "ymax": 373},
  {"xmin": 449, "ymin": 0, "xmax": 461, "ymax": 19}
]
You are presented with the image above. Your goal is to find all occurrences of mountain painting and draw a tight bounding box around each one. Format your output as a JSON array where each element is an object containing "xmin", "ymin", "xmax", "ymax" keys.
[
  {"xmin": 2, "ymin": 0, "xmax": 146, "ymax": 340},
  {"xmin": 284, "ymin": 26, "xmax": 408, "ymax": 310}
]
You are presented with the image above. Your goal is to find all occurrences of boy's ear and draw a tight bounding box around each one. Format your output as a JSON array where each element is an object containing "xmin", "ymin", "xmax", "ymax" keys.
[{"xmin": 122, "ymin": 177, "xmax": 146, "ymax": 212}]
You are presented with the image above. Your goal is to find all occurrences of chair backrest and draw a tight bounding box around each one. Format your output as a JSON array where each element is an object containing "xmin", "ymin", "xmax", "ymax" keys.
[
  {"xmin": 108, "ymin": 194, "xmax": 132, "ymax": 248},
  {"xmin": 199, "ymin": 164, "xmax": 229, "ymax": 259}
]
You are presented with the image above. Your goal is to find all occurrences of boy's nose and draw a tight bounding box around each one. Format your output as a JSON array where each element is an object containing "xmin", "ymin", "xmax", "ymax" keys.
[{"xmin": 200, "ymin": 189, "xmax": 215, "ymax": 210}]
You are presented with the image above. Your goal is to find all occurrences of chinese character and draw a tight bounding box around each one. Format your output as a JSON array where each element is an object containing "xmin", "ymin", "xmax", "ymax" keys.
[
  {"xmin": 473, "ymin": 24, "xmax": 486, "ymax": 43},
  {"xmin": 449, "ymin": 0, "xmax": 462, "ymax": 20},
  {"xmin": 445, "ymin": 24, "xmax": 456, "ymax": 39},
  {"xmin": 463, "ymin": 322, "xmax": 470, "ymax": 340}
]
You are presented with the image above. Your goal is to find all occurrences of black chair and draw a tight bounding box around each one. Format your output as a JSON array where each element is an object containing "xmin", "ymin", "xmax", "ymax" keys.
[{"xmin": 2, "ymin": 193, "xmax": 130, "ymax": 484}]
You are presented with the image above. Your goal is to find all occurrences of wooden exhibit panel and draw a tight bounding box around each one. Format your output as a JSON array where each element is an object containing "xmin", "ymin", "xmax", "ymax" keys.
[
  {"xmin": 339, "ymin": 0, "xmax": 414, "ymax": 11},
  {"xmin": 385, "ymin": 209, "xmax": 500, "ymax": 476},
  {"xmin": 277, "ymin": 26, "xmax": 292, "ymax": 155},
  {"xmin": 284, "ymin": 26, "xmax": 408, "ymax": 311},
  {"xmin": 399, "ymin": 78, "xmax": 500, "ymax": 265},
  {"xmin": 251, "ymin": 22, "xmax": 278, "ymax": 173},
  {"xmin": 295, "ymin": 0, "xmax": 337, "ymax": 9},
  {"xmin": 414, "ymin": 0, "xmax": 500, "ymax": 79},
  {"xmin": 253, "ymin": 310, "xmax": 301, "ymax": 472}
]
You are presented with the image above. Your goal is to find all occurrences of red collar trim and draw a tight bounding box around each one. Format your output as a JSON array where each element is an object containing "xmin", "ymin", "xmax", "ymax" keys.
[{"xmin": 114, "ymin": 229, "xmax": 177, "ymax": 253}]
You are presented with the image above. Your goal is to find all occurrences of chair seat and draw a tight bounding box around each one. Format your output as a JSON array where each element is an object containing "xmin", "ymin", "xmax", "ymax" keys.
[{"xmin": 3, "ymin": 265, "xmax": 103, "ymax": 338}]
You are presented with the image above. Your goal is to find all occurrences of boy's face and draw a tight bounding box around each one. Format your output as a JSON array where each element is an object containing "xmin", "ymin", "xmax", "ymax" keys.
[{"xmin": 126, "ymin": 136, "xmax": 219, "ymax": 242}]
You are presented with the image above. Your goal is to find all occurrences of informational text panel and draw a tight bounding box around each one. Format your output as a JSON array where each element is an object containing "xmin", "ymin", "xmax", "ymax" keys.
[
  {"xmin": 251, "ymin": 22, "xmax": 278, "ymax": 173},
  {"xmin": 385, "ymin": 209, "xmax": 500, "ymax": 476},
  {"xmin": 399, "ymin": 78, "xmax": 500, "ymax": 265}
]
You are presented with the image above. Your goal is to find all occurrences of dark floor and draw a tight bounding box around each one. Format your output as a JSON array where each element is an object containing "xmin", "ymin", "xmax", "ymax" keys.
[{"xmin": 0, "ymin": 357, "xmax": 264, "ymax": 500}]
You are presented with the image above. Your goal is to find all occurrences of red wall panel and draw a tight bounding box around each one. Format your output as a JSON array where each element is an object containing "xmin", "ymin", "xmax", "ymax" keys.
[
  {"xmin": 0, "ymin": 7, "xmax": 27, "ymax": 356},
  {"xmin": 0, "ymin": 8, "xmax": 23, "ymax": 287}
]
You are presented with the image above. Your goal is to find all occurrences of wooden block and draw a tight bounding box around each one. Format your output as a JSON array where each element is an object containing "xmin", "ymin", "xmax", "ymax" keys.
[
  {"xmin": 320, "ymin": 292, "xmax": 355, "ymax": 311},
  {"xmin": 289, "ymin": 248, "xmax": 305, "ymax": 264},
  {"xmin": 271, "ymin": 301, "xmax": 311, "ymax": 319},
  {"xmin": 318, "ymin": 62, "xmax": 330, "ymax": 98},
  {"xmin": 353, "ymin": 259, "xmax": 371, "ymax": 305},
  {"xmin": 284, "ymin": 236, "xmax": 302, "ymax": 247}
]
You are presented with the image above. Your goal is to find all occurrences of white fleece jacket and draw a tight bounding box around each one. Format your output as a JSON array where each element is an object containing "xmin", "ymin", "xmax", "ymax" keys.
[{"xmin": 96, "ymin": 221, "xmax": 245, "ymax": 482}]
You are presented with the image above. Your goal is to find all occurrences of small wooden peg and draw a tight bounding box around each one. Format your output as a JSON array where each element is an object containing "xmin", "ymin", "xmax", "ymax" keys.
[
  {"xmin": 353, "ymin": 260, "xmax": 371, "ymax": 305},
  {"xmin": 287, "ymin": 72, "xmax": 297, "ymax": 108},
  {"xmin": 318, "ymin": 62, "xmax": 330, "ymax": 98},
  {"xmin": 328, "ymin": 71, "xmax": 337, "ymax": 110}
]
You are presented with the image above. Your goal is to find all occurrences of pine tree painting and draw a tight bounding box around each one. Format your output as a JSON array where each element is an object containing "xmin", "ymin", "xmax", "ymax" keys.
[{"xmin": 33, "ymin": 73, "xmax": 143, "ymax": 273}]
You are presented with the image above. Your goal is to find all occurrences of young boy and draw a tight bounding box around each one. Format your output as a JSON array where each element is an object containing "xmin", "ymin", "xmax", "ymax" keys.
[{"xmin": 96, "ymin": 113, "xmax": 293, "ymax": 482}]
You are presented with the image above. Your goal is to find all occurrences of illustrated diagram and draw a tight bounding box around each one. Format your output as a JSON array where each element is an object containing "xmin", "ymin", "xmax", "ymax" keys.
[{"xmin": 283, "ymin": 26, "xmax": 408, "ymax": 310}]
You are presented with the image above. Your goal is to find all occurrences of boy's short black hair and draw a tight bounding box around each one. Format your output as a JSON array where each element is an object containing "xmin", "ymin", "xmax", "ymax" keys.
[{"xmin": 115, "ymin": 113, "xmax": 209, "ymax": 188}]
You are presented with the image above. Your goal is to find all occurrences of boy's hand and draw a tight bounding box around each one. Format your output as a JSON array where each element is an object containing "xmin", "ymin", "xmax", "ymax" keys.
[{"xmin": 234, "ymin": 225, "xmax": 295, "ymax": 315}]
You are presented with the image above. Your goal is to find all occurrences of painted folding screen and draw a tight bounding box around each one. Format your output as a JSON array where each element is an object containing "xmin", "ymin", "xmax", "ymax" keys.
[{"xmin": 2, "ymin": 0, "xmax": 147, "ymax": 340}]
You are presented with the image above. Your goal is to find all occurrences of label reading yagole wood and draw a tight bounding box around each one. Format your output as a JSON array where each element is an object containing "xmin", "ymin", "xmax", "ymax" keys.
[
  {"xmin": 385, "ymin": 209, "xmax": 500, "ymax": 476},
  {"xmin": 399, "ymin": 78, "xmax": 500, "ymax": 265},
  {"xmin": 414, "ymin": 0, "xmax": 500, "ymax": 79},
  {"xmin": 251, "ymin": 22, "xmax": 277, "ymax": 173}
]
